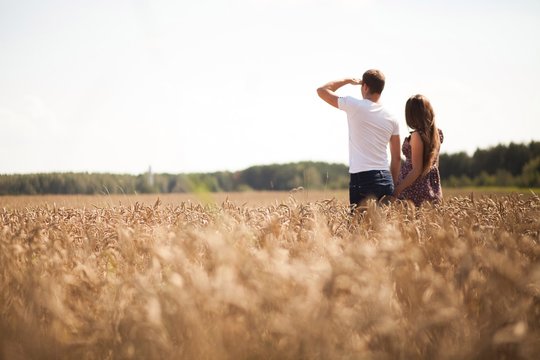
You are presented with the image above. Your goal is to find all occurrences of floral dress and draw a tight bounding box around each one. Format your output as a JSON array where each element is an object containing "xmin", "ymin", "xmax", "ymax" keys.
[{"xmin": 397, "ymin": 129, "xmax": 444, "ymax": 206}]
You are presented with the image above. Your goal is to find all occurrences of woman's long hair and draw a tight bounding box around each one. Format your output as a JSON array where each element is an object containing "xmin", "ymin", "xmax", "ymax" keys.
[{"xmin": 405, "ymin": 95, "xmax": 440, "ymax": 177}]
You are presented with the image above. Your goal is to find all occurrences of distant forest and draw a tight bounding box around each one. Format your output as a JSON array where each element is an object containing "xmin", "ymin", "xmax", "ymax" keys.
[{"xmin": 1, "ymin": 141, "xmax": 539, "ymax": 195}]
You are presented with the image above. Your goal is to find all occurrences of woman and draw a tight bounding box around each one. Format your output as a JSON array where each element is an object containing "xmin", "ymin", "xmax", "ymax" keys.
[{"xmin": 393, "ymin": 95, "xmax": 443, "ymax": 206}]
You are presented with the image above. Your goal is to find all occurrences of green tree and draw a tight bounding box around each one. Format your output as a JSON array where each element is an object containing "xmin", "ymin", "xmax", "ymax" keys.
[
  {"xmin": 439, "ymin": 152, "xmax": 473, "ymax": 179},
  {"xmin": 522, "ymin": 156, "xmax": 540, "ymax": 187}
]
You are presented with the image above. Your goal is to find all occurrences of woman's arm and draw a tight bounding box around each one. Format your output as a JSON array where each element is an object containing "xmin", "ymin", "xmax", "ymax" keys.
[{"xmin": 393, "ymin": 132, "xmax": 424, "ymax": 197}]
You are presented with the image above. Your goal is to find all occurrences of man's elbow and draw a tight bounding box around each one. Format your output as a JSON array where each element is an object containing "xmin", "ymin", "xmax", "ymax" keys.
[{"xmin": 316, "ymin": 87, "xmax": 325, "ymax": 98}]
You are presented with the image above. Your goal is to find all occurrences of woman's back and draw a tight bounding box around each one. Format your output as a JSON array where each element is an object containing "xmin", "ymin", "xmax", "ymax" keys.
[{"xmin": 398, "ymin": 129, "xmax": 444, "ymax": 206}]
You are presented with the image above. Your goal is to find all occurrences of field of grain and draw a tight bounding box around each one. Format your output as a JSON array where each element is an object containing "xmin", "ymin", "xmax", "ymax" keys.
[
  {"xmin": 0, "ymin": 188, "xmax": 534, "ymax": 209},
  {"xmin": 1, "ymin": 191, "xmax": 539, "ymax": 359}
]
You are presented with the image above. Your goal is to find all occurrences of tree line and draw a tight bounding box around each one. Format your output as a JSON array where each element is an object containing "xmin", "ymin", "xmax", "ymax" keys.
[
  {"xmin": 439, "ymin": 141, "xmax": 540, "ymax": 187},
  {"xmin": 1, "ymin": 141, "xmax": 538, "ymax": 195},
  {"xmin": 0, "ymin": 162, "xmax": 349, "ymax": 195}
]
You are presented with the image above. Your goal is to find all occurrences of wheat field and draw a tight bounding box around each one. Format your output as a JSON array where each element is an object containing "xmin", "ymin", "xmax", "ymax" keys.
[{"xmin": 1, "ymin": 191, "xmax": 539, "ymax": 359}]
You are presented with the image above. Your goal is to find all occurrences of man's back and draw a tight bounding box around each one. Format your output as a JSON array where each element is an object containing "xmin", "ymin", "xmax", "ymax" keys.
[
  {"xmin": 338, "ymin": 96, "xmax": 400, "ymax": 174},
  {"xmin": 316, "ymin": 72, "xmax": 401, "ymax": 207}
]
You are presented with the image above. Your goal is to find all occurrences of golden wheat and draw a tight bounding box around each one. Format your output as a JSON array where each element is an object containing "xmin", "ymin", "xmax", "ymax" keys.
[{"xmin": 1, "ymin": 193, "xmax": 539, "ymax": 359}]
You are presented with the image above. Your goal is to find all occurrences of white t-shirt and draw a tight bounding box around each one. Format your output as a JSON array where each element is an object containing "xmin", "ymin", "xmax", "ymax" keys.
[{"xmin": 338, "ymin": 96, "xmax": 400, "ymax": 174}]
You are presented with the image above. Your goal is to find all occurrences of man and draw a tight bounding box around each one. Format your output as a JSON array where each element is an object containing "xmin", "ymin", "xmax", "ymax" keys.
[{"xmin": 317, "ymin": 69, "xmax": 401, "ymax": 209}]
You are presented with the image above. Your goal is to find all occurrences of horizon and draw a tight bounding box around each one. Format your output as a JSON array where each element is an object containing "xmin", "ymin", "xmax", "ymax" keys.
[{"xmin": 2, "ymin": 138, "xmax": 538, "ymax": 176}]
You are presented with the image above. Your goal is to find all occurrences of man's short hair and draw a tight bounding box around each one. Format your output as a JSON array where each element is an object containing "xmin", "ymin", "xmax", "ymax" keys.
[{"xmin": 362, "ymin": 69, "xmax": 385, "ymax": 94}]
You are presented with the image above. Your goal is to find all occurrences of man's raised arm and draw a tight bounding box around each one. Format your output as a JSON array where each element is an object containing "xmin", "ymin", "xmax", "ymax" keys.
[{"xmin": 317, "ymin": 78, "xmax": 362, "ymax": 108}]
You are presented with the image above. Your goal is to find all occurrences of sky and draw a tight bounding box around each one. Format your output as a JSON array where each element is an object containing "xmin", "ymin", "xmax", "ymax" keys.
[{"xmin": 1, "ymin": 0, "xmax": 539, "ymax": 174}]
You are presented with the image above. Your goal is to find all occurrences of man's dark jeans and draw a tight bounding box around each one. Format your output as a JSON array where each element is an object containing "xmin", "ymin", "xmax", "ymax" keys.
[{"xmin": 349, "ymin": 170, "xmax": 394, "ymax": 208}]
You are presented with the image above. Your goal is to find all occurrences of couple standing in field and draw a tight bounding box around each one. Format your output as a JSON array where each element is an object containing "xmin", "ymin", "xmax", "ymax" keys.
[{"xmin": 317, "ymin": 69, "xmax": 443, "ymax": 209}]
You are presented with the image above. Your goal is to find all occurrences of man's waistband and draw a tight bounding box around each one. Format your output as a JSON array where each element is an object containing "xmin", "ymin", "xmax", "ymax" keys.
[{"xmin": 349, "ymin": 170, "xmax": 391, "ymax": 180}]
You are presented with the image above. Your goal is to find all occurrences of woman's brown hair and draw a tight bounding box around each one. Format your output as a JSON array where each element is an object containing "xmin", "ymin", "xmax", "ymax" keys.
[{"xmin": 405, "ymin": 95, "xmax": 441, "ymax": 177}]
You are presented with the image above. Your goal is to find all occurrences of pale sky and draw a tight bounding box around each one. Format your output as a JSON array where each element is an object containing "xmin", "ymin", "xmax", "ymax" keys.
[{"xmin": 1, "ymin": 0, "xmax": 539, "ymax": 174}]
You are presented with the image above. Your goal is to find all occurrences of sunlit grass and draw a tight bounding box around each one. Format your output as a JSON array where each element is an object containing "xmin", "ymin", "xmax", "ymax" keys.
[
  {"xmin": 1, "ymin": 192, "xmax": 539, "ymax": 359},
  {"xmin": 1, "ymin": 187, "xmax": 538, "ymax": 210}
]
